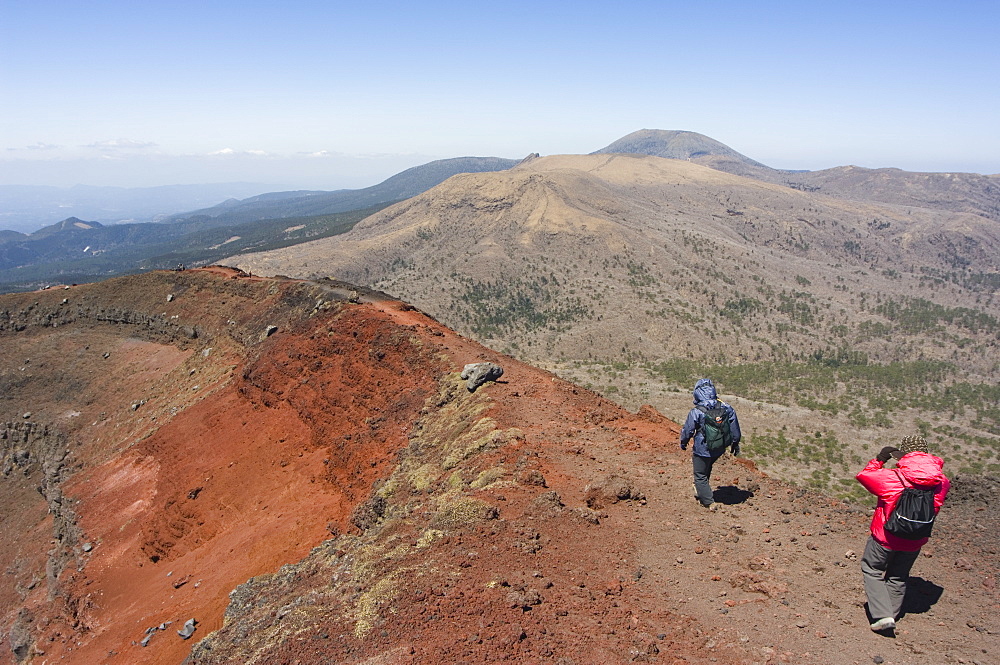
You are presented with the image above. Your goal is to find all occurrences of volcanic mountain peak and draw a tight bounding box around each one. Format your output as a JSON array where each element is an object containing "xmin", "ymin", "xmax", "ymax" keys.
[
  {"xmin": 31, "ymin": 216, "xmax": 104, "ymax": 237},
  {"xmin": 593, "ymin": 129, "xmax": 775, "ymax": 176}
]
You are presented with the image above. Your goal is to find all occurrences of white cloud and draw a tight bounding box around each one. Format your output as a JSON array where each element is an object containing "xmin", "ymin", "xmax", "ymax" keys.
[
  {"xmin": 26, "ymin": 142, "xmax": 62, "ymax": 151},
  {"xmin": 85, "ymin": 138, "xmax": 158, "ymax": 150},
  {"xmin": 208, "ymin": 148, "xmax": 270, "ymax": 157}
]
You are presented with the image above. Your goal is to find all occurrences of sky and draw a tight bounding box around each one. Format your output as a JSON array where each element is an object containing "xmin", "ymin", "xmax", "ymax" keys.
[{"xmin": 2, "ymin": 0, "xmax": 999, "ymax": 190}]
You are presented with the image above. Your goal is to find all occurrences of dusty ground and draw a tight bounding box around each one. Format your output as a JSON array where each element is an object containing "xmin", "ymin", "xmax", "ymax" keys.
[{"xmin": 0, "ymin": 269, "xmax": 996, "ymax": 665}]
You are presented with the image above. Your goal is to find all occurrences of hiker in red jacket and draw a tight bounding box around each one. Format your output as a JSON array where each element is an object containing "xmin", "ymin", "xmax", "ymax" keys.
[{"xmin": 855, "ymin": 435, "xmax": 949, "ymax": 632}]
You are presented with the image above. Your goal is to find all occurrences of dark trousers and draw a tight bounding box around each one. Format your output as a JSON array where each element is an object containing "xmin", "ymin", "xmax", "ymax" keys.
[
  {"xmin": 692, "ymin": 453, "xmax": 723, "ymax": 506},
  {"xmin": 861, "ymin": 536, "xmax": 921, "ymax": 620}
]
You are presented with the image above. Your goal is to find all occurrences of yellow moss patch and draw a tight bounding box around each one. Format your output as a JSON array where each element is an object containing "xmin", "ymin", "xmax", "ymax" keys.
[
  {"xmin": 409, "ymin": 463, "xmax": 440, "ymax": 492},
  {"xmin": 445, "ymin": 470, "xmax": 465, "ymax": 491},
  {"xmin": 416, "ymin": 528, "xmax": 445, "ymax": 549},
  {"xmin": 432, "ymin": 496, "xmax": 499, "ymax": 529},
  {"xmin": 376, "ymin": 476, "xmax": 401, "ymax": 499},
  {"xmin": 470, "ymin": 466, "xmax": 506, "ymax": 489},
  {"xmin": 442, "ymin": 417, "xmax": 501, "ymax": 469},
  {"xmin": 353, "ymin": 575, "xmax": 399, "ymax": 639}
]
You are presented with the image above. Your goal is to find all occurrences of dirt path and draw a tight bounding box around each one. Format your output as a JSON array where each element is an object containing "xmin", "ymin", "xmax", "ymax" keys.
[{"xmin": 572, "ymin": 441, "xmax": 999, "ymax": 665}]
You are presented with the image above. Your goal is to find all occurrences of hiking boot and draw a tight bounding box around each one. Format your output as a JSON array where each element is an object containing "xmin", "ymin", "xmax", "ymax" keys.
[
  {"xmin": 869, "ymin": 617, "xmax": 895, "ymax": 631},
  {"xmin": 703, "ymin": 502, "xmax": 719, "ymax": 511}
]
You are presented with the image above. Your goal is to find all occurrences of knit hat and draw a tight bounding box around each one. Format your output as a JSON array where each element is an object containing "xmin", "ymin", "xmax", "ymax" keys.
[{"xmin": 894, "ymin": 435, "xmax": 929, "ymax": 457}]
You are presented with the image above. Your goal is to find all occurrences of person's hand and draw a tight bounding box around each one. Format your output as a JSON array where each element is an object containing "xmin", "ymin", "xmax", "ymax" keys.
[
  {"xmin": 731, "ymin": 444, "xmax": 740, "ymax": 456},
  {"xmin": 680, "ymin": 443, "xmax": 687, "ymax": 451},
  {"xmin": 876, "ymin": 446, "xmax": 900, "ymax": 463}
]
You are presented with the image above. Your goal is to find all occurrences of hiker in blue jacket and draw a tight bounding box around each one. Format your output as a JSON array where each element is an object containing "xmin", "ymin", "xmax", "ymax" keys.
[{"xmin": 680, "ymin": 378, "xmax": 741, "ymax": 510}]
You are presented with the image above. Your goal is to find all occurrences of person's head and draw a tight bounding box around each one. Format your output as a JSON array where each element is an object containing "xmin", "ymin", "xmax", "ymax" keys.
[
  {"xmin": 693, "ymin": 378, "xmax": 718, "ymax": 404},
  {"xmin": 892, "ymin": 434, "xmax": 929, "ymax": 458}
]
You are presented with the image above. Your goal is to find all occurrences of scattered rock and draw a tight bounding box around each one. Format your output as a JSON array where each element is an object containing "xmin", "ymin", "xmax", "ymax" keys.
[
  {"xmin": 955, "ymin": 557, "xmax": 974, "ymax": 571},
  {"xmin": 177, "ymin": 618, "xmax": 197, "ymax": 640},
  {"xmin": 729, "ymin": 571, "xmax": 788, "ymax": 597},
  {"xmin": 461, "ymin": 362, "xmax": 504, "ymax": 392},
  {"xmin": 530, "ymin": 490, "xmax": 564, "ymax": 514},
  {"xmin": 517, "ymin": 469, "xmax": 547, "ymax": 487},
  {"xmin": 507, "ymin": 588, "xmax": 543, "ymax": 610},
  {"xmin": 584, "ymin": 474, "xmax": 645, "ymax": 509},
  {"xmin": 570, "ymin": 506, "xmax": 601, "ymax": 524},
  {"xmin": 263, "ymin": 325, "xmax": 279, "ymax": 338},
  {"xmin": 351, "ymin": 495, "xmax": 387, "ymax": 531}
]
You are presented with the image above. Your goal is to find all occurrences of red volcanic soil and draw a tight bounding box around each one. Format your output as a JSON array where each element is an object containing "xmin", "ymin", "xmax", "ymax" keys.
[{"xmin": 1, "ymin": 268, "xmax": 997, "ymax": 665}]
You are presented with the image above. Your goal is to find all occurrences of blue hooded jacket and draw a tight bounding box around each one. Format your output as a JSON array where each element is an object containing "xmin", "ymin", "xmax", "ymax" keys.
[{"xmin": 680, "ymin": 378, "xmax": 741, "ymax": 457}]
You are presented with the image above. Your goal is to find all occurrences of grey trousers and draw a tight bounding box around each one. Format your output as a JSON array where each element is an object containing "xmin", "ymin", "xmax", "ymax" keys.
[
  {"xmin": 861, "ymin": 535, "xmax": 921, "ymax": 620},
  {"xmin": 692, "ymin": 453, "xmax": 722, "ymax": 506}
]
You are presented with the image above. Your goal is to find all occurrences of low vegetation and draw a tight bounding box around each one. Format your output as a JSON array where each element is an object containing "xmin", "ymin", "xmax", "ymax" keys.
[{"xmin": 560, "ymin": 356, "xmax": 1000, "ymax": 502}]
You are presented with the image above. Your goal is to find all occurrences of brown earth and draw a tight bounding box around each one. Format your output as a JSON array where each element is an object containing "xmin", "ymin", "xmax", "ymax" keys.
[{"xmin": 1, "ymin": 269, "xmax": 997, "ymax": 665}]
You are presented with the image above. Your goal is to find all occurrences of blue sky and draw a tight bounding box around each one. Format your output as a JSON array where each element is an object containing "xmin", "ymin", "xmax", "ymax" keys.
[{"xmin": 2, "ymin": 0, "xmax": 998, "ymax": 188}]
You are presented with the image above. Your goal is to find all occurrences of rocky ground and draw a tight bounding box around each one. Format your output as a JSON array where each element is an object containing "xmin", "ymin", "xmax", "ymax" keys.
[{"xmin": 0, "ymin": 269, "xmax": 996, "ymax": 665}]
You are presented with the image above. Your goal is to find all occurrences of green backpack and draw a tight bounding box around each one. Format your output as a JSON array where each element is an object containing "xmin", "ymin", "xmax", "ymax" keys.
[{"xmin": 697, "ymin": 405, "xmax": 733, "ymax": 451}]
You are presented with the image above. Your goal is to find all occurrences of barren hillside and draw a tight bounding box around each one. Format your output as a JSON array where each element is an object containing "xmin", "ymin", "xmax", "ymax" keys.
[
  {"xmin": 229, "ymin": 154, "xmax": 999, "ymax": 374},
  {"xmin": 1, "ymin": 269, "xmax": 997, "ymax": 665}
]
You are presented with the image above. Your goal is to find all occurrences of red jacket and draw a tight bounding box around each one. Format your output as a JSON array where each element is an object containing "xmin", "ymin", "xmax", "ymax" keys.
[{"xmin": 855, "ymin": 451, "xmax": 950, "ymax": 551}]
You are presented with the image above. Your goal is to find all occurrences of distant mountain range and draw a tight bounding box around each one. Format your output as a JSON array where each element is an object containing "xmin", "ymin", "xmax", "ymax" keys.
[
  {"xmin": 0, "ymin": 182, "xmax": 281, "ymax": 233},
  {"xmin": 163, "ymin": 156, "xmax": 521, "ymax": 227},
  {"xmin": 3, "ymin": 130, "xmax": 998, "ymax": 295},
  {"xmin": 0, "ymin": 157, "xmax": 521, "ymax": 291}
]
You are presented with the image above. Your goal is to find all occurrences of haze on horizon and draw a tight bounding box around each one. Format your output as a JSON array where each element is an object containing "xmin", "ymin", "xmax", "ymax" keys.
[{"xmin": 2, "ymin": 1, "xmax": 999, "ymax": 190}]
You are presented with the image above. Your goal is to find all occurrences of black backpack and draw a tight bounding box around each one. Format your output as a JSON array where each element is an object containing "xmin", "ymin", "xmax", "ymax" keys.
[
  {"xmin": 884, "ymin": 472, "xmax": 938, "ymax": 540},
  {"xmin": 697, "ymin": 405, "xmax": 733, "ymax": 451}
]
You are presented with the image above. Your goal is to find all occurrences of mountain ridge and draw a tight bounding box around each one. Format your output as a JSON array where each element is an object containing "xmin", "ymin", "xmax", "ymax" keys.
[
  {"xmin": 163, "ymin": 156, "xmax": 521, "ymax": 227},
  {"xmin": 593, "ymin": 129, "xmax": 1000, "ymax": 222},
  {"xmin": 0, "ymin": 157, "xmax": 520, "ymax": 291}
]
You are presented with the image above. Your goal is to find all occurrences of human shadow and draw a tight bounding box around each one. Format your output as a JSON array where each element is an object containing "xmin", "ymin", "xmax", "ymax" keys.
[
  {"xmin": 899, "ymin": 577, "xmax": 944, "ymax": 618},
  {"xmin": 713, "ymin": 485, "xmax": 753, "ymax": 505}
]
